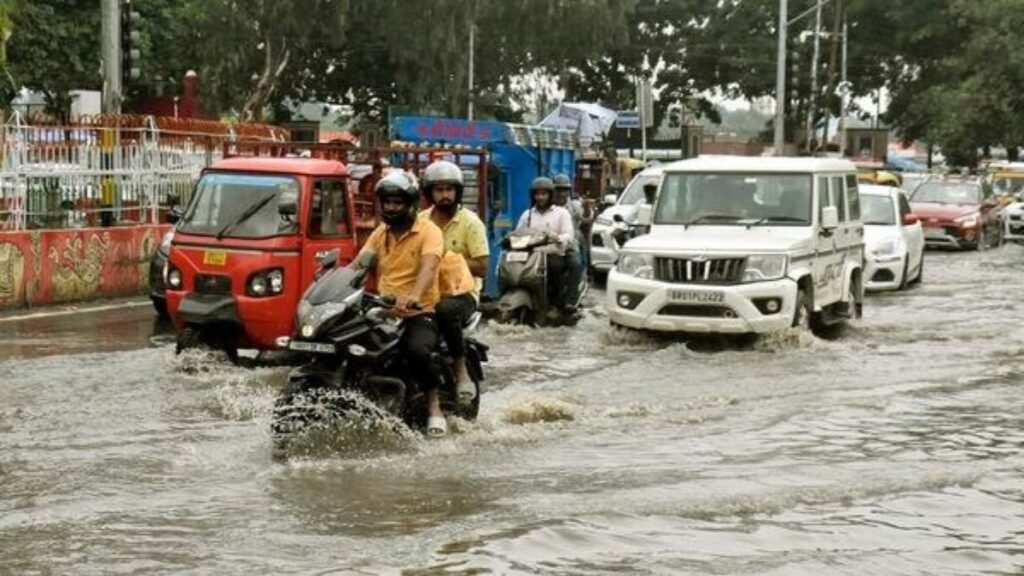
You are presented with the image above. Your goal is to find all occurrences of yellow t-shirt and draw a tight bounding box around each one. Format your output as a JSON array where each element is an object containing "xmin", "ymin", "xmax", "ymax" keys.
[
  {"xmin": 419, "ymin": 207, "xmax": 490, "ymax": 298},
  {"xmin": 363, "ymin": 218, "xmax": 444, "ymax": 312}
]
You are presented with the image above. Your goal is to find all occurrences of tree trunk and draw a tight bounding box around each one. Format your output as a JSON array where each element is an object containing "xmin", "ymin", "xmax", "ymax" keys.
[{"xmin": 243, "ymin": 30, "xmax": 291, "ymax": 122}]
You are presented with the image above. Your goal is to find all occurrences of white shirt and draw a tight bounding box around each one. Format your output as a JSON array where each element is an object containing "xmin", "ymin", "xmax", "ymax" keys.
[{"xmin": 516, "ymin": 205, "xmax": 575, "ymax": 248}]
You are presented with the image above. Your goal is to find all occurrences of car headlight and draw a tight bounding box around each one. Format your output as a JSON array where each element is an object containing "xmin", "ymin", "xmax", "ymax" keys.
[
  {"xmin": 742, "ymin": 254, "xmax": 787, "ymax": 283},
  {"xmin": 617, "ymin": 253, "xmax": 654, "ymax": 279},
  {"xmin": 871, "ymin": 239, "xmax": 898, "ymax": 258},
  {"xmin": 955, "ymin": 213, "xmax": 979, "ymax": 228}
]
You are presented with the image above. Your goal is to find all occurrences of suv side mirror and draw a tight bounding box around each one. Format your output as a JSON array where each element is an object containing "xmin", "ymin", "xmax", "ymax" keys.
[
  {"xmin": 635, "ymin": 204, "xmax": 652, "ymax": 227},
  {"xmin": 165, "ymin": 207, "xmax": 181, "ymax": 224},
  {"xmin": 821, "ymin": 206, "xmax": 839, "ymax": 231},
  {"xmin": 902, "ymin": 213, "xmax": 920, "ymax": 226},
  {"xmin": 603, "ymin": 193, "xmax": 618, "ymax": 206}
]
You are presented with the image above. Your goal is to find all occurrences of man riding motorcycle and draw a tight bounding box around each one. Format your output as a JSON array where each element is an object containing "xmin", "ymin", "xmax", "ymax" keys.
[
  {"xmin": 419, "ymin": 160, "xmax": 489, "ymax": 407},
  {"xmin": 514, "ymin": 176, "xmax": 574, "ymax": 321},
  {"xmin": 553, "ymin": 173, "xmax": 592, "ymax": 315},
  {"xmin": 353, "ymin": 170, "xmax": 448, "ymax": 437}
]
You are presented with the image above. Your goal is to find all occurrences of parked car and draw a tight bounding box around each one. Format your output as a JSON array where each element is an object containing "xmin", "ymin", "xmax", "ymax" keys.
[
  {"xmin": 910, "ymin": 178, "xmax": 1004, "ymax": 250},
  {"xmin": 589, "ymin": 167, "xmax": 663, "ymax": 276},
  {"xmin": 607, "ymin": 157, "xmax": 864, "ymax": 336},
  {"xmin": 860, "ymin": 185, "xmax": 925, "ymax": 291}
]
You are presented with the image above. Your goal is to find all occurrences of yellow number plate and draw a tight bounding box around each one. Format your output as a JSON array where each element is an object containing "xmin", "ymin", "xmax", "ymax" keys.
[{"xmin": 203, "ymin": 250, "xmax": 227, "ymax": 266}]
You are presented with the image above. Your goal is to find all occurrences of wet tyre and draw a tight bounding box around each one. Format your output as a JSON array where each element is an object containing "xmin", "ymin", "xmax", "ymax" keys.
[
  {"xmin": 175, "ymin": 326, "xmax": 202, "ymax": 354},
  {"xmin": 898, "ymin": 256, "xmax": 909, "ymax": 290},
  {"xmin": 910, "ymin": 255, "xmax": 924, "ymax": 285},
  {"xmin": 792, "ymin": 289, "xmax": 814, "ymax": 331}
]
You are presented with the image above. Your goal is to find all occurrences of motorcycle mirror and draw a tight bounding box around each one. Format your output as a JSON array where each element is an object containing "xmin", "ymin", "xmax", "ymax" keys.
[{"xmin": 318, "ymin": 249, "xmax": 340, "ymax": 270}]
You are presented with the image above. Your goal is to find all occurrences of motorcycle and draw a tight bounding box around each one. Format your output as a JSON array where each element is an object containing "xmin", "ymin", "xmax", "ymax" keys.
[
  {"xmin": 271, "ymin": 252, "xmax": 487, "ymax": 451},
  {"xmin": 495, "ymin": 228, "xmax": 587, "ymax": 326}
]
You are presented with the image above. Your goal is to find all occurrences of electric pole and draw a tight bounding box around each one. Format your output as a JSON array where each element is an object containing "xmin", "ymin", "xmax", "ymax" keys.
[
  {"xmin": 101, "ymin": 0, "xmax": 122, "ymax": 113},
  {"xmin": 805, "ymin": 0, "xmax": 823, "ymax": 153},
  {"xmin": 773, "ymin": 0, "xmax": 788, "ymax": 156}
]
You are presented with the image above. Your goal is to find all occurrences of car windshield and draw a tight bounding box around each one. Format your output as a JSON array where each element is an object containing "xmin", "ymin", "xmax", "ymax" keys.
[
  {"xmin": 861, "ymin": 194, "xmax": 896, "ymax": 225},
  {"xmin": 911, "ymin": 182, "xmax": 980, "ymax": 205},
  {"xmin": 654, "ymin": 172, "xmax": 812, "ymax": 226},
  {"xmin": 178, "ymin": 173, "xmax": 300, "ymax": 238},
  {"xmin": 992, "ymin": 175, "xmax": 1024, "ymax": 195},
  {"xmin": 619, "ymin": 173, "xmax": 661, "ymax": 205}
]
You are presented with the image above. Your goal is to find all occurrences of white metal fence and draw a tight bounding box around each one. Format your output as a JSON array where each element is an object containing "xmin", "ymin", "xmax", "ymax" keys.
[{"xmin": 0, "ymin": 114, "xmax": 284, "ymax": 231}]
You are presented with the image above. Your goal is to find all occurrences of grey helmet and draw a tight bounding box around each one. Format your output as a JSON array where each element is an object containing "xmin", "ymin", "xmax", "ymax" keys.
[
  {"xmin": 552, "ymin": 173, "xmax": 572, "ymax": 190},
  {"xmin": 421, "ymin": 160, "xmax": 464, "ymax": 204},
  {"xmin": 530, "ymin": 176, "xmax": 555, "ymax": 206}
]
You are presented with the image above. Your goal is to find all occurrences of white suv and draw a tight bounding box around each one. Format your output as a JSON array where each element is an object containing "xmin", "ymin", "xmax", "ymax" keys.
[
  {"xmin": 590, "ymin": 167, "xmax": 663, "ymax": 274},
  {"xmin": 607, "ymin": 157, "xmax": 865, "ymax": 335}
]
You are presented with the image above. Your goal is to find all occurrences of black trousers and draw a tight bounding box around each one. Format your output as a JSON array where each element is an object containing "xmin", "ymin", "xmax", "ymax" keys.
[
  {"xmin": 435, "ymin": 293, "xmax": 476, "ymax": 359},
  {"xmin": 545, "ymin": 253, "xmax": 566, "ymax": 309},
  {"xmin": 401, "ymin": 315, "xmax": 442, "ymax": 393}
]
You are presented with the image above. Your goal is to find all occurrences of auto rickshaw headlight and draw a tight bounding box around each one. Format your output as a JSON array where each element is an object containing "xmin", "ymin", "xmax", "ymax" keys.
[
  {"xmin": 167, "ymin": 267, "xmax": 183, "ymax": 289},
  {"xmin": 250, "ymin": 275, "xmax": 268, "ymax": 296},
  {"xmin": 268, "ymin": 269, "xmax": 284, "ymax": 293},
  {"xmin": 247, "ymin": 268, "xmax": 284, "ymax": 297}
]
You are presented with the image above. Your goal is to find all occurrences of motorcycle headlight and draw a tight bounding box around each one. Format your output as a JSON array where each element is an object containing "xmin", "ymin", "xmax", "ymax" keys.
[
  {"xmin": 955, "ymin": 213, "xmax": 979, "ymax": 228},
  {"xmin": 742, "ymin": 254, "xmax": 787, "ymax": 283},
  {"xmin": 617, "ymin": 252, "xmax": 654, "ymax": 279}
]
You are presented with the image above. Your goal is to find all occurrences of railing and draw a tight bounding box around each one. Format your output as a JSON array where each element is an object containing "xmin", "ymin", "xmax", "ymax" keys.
[{"xmin": 0, "ymin": 113, "xmax": 286, "ymax": 231}]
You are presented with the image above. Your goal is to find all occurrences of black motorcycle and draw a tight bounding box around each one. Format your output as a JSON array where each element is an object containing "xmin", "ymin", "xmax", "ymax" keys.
[{"xmin": 271, "ymin": 252, "xmax": 487, "ymax": 451}]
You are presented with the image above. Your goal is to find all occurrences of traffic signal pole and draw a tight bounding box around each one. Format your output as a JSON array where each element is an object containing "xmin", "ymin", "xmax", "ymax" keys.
[{"xmin": 101, "ymin": 0, "xmax": 121, "ymax": 113}]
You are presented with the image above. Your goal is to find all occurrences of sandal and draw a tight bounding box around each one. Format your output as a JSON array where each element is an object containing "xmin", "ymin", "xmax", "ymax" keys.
[
  {"xmin": 426, "ymin": 415, "xmax": 447, "ymax": 438},
  {"xmin": 456, "ymin": 379, "xmax": 477, "ymax": 406}
]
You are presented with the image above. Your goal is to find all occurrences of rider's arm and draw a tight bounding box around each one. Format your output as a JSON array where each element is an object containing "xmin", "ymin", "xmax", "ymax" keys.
[
  {"xmin": 409, "ymin": 253, "xmax": 440, "ymax": 303},
  {"xmin": 466, "ymin": 216, "xmax": 491, "ymax": 278},
  {"xmin": 515, "ymin": 209, "xmax": 529, "ymax": 231},
  {"xmin": 556, "ymin": 207, "xmax": 574, "ymax": 245}
]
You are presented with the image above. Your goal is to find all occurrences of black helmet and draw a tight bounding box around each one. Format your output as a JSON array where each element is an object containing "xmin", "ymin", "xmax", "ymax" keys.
[
  {"xmin": 552, "ymin": 173, "xmax": 571, "ymax": 189},
  {"xmin": 375, "ymin": 171, "xmax": 419, "ymax": 227},
  {"xmin": 421, "ymin": 160, "xmax": 464, "ymax": 205}
]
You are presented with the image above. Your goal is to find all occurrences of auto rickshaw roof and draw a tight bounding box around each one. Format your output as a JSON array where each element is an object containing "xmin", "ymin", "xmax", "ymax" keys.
[{"xmin": 209, "ymin": 156, "xmax": 349, "ymax": 177}]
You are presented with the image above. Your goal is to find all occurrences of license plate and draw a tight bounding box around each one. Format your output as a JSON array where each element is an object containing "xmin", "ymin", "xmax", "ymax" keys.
[
  {"xmin": 924, "ymin": 228, "xmax": 946, "ymax": 239},
  {"xmin": 288, "ymin": 340, "xmax": 335, "ymax": 354},
  {"xmin": 203, "ymin": 250, "xmax": 227, "ymax": 266},
  {"xmin": 669, "ymin": 289, "xmax": 724, "ymax": 303},
  {"xmin": 506, "ymin": 251, "xmax": 529, "ymax": 263}
]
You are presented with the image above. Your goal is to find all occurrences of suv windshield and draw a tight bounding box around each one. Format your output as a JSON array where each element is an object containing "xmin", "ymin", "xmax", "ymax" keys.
[
  {"xmin": 655, "ymin": 173, "xmax": 812, "ymax": 226},
  {"xmin": 178, "ymin": 173, "xmax": 300, "ymax": 238},
  {"xmin": 619, "ymin": 173, "xmax": 661, "ymax": 205},
  {"xmin": 911, "ymin": 182, "xmax": 981, "ymax": 205},
  {"xmin": 861, "ymin": 194, "xmax": 897, "ymax": 225}
]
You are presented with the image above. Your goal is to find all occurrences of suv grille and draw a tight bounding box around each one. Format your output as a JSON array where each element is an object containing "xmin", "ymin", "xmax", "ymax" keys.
[
  {"xmin": 194, "ymin": 273, "xmax": 232, "ymax": 295},
  {"xmin": 654, "ymin": 257, "xmax": 746, "ymax": 285}
]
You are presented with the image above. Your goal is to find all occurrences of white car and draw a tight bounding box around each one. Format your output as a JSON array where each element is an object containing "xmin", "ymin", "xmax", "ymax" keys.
[
  {"xmin": 860, "ymin": 185, "xmax": 925, "ymax": 291},
  {"xmin": 608, "ymin": 157, "xmax": 864, "ymax": 335},
  {"xmin": 589, "ymin": 167, "xmax": 663, "ymax": 274},
  {"xmin": 1003, "ymin": 194, "xmax": 1024, "ymax": 242}
]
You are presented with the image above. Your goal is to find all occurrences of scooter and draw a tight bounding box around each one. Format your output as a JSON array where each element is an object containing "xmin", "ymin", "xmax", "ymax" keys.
[
  {"xmin": 495, "ymin": 228, "xmax": 587, "ymax": 326},
  {"xmin": 270, "ymin": 252, "xmax": 487, "ymax": 451}
]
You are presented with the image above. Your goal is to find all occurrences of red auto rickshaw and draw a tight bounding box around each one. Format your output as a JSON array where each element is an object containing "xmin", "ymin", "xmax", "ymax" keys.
[{"xmin": 165, "ymin": 156, "xmax": 363, "ymax": 361}]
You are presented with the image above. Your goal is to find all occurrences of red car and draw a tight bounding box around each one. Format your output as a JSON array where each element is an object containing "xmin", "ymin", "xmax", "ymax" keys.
[{"xmin": 910, "ymin": 179, "xmax": 1005, "ymax": 250}]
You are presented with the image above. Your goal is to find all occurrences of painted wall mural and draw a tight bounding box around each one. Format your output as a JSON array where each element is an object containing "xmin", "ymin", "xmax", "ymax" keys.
[{"xmin": 0, "ymin": 225, "xmax": 170, "ymax": 310}]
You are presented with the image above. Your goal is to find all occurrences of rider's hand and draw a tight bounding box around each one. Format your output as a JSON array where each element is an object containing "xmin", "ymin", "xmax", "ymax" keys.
[
  {"xmin": 546, "ymin": 232, "xmax": 559, "ymax": 243},
  {"xmin": 393, "ymin": 295, "xmax": 421, "ymax": 317}
]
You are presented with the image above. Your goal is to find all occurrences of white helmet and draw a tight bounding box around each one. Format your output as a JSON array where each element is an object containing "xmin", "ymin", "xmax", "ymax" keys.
[{"xmin": 421, "ymin": 160, "xmax": 464, "ymax": 204}]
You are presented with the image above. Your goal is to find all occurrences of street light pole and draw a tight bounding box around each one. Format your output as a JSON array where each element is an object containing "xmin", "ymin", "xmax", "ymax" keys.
[
  {"xmin": 773, "ymin": 0, "xmax": 788, "ymax": 156},
  {"xmin": 838, "ymin": 19, "xmax": 849, "ymax": 157},
  {"xmin": 101, "ymin": 0, "xmax": 122, "ymax": 113},
  {"xmin": 467, "ymin": 21, "xmax": 475, "ymax": 121}
]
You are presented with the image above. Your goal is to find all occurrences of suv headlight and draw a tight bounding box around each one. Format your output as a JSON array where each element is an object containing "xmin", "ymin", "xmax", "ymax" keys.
[
  {"xmin": 955, "ymin": 213, "xmax": 979, "ymax": 228},
  {"xmin": 617, "ymin": 253, "xmax": 654, "ymax": 279},
  {"xmin": 595, "ymin": 215, "xmax": 614, "ymax": 227},
  {"xmin": 742, "ymin": 254, "xmax": 787, "ymax": 283}
]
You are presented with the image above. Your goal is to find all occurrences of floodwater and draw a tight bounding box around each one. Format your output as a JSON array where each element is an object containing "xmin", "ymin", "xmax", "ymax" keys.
[{"xmin": 2, "ymin": 249, "xmax": 1024, "ymax": 575}]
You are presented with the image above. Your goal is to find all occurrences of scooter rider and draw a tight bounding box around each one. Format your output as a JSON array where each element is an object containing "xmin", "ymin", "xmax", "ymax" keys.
[
  {"xmin": 514, "ymin": 176, "xmax": 574, "ymax": 318},
  {"xmin": 419, "ymin": 160, "xmax": 489, "ymax": 407},
  {"xmin": 354, "ymin": 170, "xmax": 448, "ymax": 437},
  {"xmin": 553, "ymin": 173, "xmax": 592, "ymax": 314}
]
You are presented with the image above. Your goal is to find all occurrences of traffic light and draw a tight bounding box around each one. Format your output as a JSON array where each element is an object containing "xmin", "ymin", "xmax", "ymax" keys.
[{"xmin": 121, "ymin": 0, "xmax": 141, "ymax": 83}]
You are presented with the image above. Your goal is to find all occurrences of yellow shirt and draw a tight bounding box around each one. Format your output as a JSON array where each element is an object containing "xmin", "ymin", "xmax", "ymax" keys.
[
  {"xmin": 363, "ymin": 217, "xmax": 444, "ymax": 312},
  {"xmin": 419, "ymin": 206, "xmax": 490, "ymax": 298}
]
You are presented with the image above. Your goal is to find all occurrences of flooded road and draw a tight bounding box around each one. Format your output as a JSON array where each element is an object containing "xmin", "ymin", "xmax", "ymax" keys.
[{"xmin": 3, "ymin": 248, "xmax": 1024, "ymax": 574}]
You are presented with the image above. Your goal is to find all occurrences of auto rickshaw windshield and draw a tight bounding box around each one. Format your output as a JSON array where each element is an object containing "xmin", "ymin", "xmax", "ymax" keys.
[{"xmin": 178, "ymin": 173, "xmax": 301, "ymax": 238}]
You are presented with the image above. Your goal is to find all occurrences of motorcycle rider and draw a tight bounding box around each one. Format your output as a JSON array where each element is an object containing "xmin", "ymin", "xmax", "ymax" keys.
[
  {"xmin": 552, "ymin": 173, "xmax": 592, "ymax": 314},
  {"xmin": 419, "ymin": 160, "xmax": 489, "ymax": 406},
  {"xmin": 354, "ymin": 170, "xmax": 448, "ymax": 437},
  {"xmin": 514, "ymin": 176, "xmax": 574, "ymax": 320}
]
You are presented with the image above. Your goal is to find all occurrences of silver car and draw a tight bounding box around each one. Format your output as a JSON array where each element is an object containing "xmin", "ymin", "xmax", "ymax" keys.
[{"xmin": 589, "ymin": 167, "xmax": 663, "ymax": 274}]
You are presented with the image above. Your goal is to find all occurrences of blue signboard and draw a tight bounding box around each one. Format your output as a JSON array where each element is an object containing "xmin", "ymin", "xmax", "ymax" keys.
[{"xmin": 393, "ymin": 117, "xmax": 509, "ymax": 147}]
